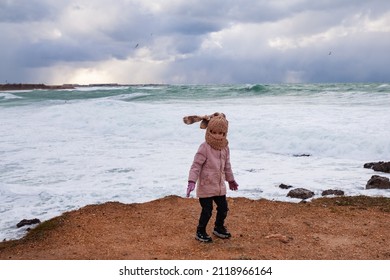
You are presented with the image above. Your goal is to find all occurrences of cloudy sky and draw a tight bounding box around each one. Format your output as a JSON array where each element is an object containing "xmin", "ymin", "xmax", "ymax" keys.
[{"xmin": 1, "ymin": 0, "xmax": 390, "ymax": 84}]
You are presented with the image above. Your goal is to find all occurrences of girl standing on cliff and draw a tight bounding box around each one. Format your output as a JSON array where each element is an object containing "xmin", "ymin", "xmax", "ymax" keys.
[{"xmin": 183, "ymin": 112, "xmax": 239, "ymax": 243}]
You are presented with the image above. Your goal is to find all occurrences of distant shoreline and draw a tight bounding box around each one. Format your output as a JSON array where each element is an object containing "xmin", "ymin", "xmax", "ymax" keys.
[
  {"xmin": 0, "ymin": 83, "xmax": 76, "ymax": 91},
  {"xmin": 0, "ymin": 83, "xmax": 167, "ymax": 91}
]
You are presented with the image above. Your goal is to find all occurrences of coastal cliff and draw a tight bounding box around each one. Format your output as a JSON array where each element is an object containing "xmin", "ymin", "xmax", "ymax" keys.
[{"xmin": 1, "ymin": 195, "xmax": 389, "ymax": 260}]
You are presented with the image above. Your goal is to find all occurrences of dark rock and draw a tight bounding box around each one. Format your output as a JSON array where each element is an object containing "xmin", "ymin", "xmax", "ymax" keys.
[
  {"xmin": 16, "ymin": 218, "xmax": 41, "ymax": 228},
  {"xmin": 246, "ymin": 168, "xmax": 262, "ymax": 173},
  {"xmin": 287, "ymin": 188, "xmax": 315, "ymax": 199},
  {"xmin": 363, "ymin": 161, "xmax": 390, "ymax": 173},
  {"xmin": 279, "ymin": 183, "xmax": 293, "ymax": 189},
  {"xmin": 364, "ymin": 162, "xmax": 376, "ymax": 169},
  {"xmin": 322, "ymin": 189, "xmax": 345, "ymax": 196},
  {"xmin": 293, "ymin": 154, "xmax": 311, "ymax": 157},
  {"xmin": 366, "ymin": 175, "xmax": 390, "ymax": 189}
]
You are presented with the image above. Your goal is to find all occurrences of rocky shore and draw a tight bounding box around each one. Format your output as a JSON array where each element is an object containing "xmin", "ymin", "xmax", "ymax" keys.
[
  {"xmin": 0, "ymin": 161, "xmax": 389, "ymax": 260},
  {"xmin": 277, "ymin": 161, "xmax": 390, "ymax": 200}
]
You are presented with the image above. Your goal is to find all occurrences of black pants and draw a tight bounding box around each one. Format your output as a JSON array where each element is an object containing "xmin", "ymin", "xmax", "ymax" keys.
[{"xmin": 197, "ymin": 195, "xmax": 228, "ymax": 232}]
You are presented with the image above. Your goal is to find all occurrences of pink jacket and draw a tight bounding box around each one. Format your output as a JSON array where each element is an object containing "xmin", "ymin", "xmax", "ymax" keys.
[{"xmin": 188, "ymin": 142, "xmax": 235, "ymax": 198}]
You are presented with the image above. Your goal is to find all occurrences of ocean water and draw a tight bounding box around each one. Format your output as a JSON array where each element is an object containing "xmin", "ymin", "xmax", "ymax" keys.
[{"xmin": 1, "ymin": 83, "xmax": 390, "ymax": 240}]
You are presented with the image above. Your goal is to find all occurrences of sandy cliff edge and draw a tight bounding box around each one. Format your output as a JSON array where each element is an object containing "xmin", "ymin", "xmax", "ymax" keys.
[{"xmin": 0, "ymin": 195, "xmax": 389, "ymax": 260}]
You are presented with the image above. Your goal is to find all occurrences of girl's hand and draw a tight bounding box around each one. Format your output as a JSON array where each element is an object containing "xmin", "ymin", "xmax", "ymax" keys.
[
  {"xmin": 228, "ymin": 180, "xmax": 238, "ymax": 191},
  {"xmin": 186, "ymin": 181, "xmax": 196, "ymax": 197}
]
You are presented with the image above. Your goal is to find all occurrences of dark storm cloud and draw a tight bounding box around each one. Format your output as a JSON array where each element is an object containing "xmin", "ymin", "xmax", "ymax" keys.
[
  {"xmin": 1, "ymin": 0, "xmax": 390, "ymax": 84},
  {"xmin": 0, "ymin": 0, "xmax": 59, "ymax": 22}
]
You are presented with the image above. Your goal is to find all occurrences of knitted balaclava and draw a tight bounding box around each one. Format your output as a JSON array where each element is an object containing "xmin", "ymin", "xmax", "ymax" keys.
[{"xmin": 183, "ymin": 112, "xmax": 228, "ymax": 150}]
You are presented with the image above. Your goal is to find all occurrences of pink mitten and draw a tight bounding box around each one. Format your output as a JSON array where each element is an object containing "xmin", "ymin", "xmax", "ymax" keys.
[
  {"xmin": 186, "ymin": 181, "xmax": 196, "ymax": 197},
  {"xmin": 228, "ymin": 180, "xmax": 238, "ymax": 191}
]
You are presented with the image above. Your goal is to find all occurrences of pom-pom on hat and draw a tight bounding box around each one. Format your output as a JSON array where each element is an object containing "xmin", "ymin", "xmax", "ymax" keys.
[{"xmin": 183, "ymin": 112, "xmax": 228, "ymax": 150}]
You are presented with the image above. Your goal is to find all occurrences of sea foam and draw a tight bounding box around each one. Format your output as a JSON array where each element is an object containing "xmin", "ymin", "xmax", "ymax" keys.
[{"xmin": 1, "ymin": 83, "xmax": 389, "ymax": 240}]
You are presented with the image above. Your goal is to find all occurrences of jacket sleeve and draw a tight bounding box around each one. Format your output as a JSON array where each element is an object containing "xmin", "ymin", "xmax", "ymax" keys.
[
  {"xmin": 188, "ymin": 143, "xmax": 207, "ymax": 183},
  {"xmin": 224, "ymin": 147, "xmax": 235, "ymax": 182}
]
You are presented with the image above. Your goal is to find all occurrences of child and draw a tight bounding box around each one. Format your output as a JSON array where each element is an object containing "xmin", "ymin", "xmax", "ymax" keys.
[{"xmin": 183, "ymin": 112, "xmax": 239, "ymax": 242}]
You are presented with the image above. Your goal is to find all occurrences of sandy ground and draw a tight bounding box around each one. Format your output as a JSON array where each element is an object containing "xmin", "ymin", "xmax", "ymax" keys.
[{"xmin": 0, "ymin": 195, "xmax": 389, "ymax": 260}]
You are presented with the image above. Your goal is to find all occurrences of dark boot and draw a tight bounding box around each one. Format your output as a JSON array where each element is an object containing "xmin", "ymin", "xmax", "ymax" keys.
[
  {"xmin": 213, "ymin": 226, "xmax": 231, "ymax": 239},
  {"xmin": 195, "ymin": 227, "xmax": 212, "ymax": 242}
]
